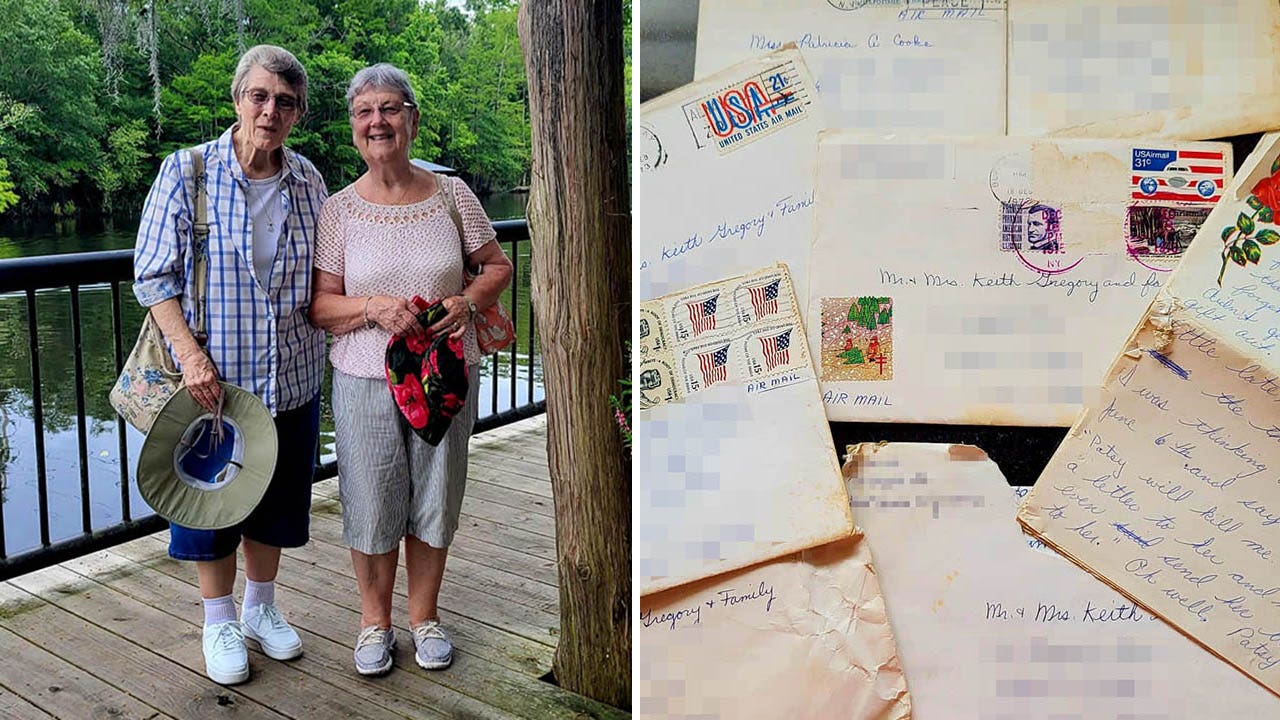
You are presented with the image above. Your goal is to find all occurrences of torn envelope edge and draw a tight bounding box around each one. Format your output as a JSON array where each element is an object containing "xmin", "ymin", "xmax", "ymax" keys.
[
  {"xmin": 639, "ymin": 530, "xmax": 914, "ymax": 720},
  {"xmin": 840, "ymin": 441, "xmax": 991, "ymax": 482}
]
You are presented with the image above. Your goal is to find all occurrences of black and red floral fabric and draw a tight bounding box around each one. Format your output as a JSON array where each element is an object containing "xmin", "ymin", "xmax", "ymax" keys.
[{"xmin": 384, "ymin": 296, "xmax": 469, "ymax": 446}]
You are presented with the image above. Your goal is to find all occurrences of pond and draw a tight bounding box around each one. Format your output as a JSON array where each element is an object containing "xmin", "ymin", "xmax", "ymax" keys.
[{"xmin": 0, "ymin": 190, "xmax": 541, "ymax": 556}]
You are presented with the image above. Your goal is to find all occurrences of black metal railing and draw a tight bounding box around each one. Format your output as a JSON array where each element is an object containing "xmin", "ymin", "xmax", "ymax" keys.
[{"xmin": 0, "ymin": 219, "xmax": 543, "ymax": 580}]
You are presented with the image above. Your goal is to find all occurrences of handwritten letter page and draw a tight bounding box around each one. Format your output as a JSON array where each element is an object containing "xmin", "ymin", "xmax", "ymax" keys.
[
  {"xmin": 639, "ymin": 536, "xmax": 912, "ymax": 719},
  {"xmin": 639, "ymin": 264, "xmax": 853, "ymax": 596},
  {"xmin": 1020, "ymin": 312, "xmax": 1280, "ymax": 695},
  {"xmin": 847, "ymin": 442, "xmax": 1278, "ymax": 717}
]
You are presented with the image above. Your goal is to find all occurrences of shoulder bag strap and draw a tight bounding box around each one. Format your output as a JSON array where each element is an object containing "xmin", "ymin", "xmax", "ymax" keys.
[
  {"xmin": 434, "ymin": 171, "xmax": 467, "ymax": 245},
  {"xmin": 188, "ymin": 148, "xmax": 210, "ymax": 347}
]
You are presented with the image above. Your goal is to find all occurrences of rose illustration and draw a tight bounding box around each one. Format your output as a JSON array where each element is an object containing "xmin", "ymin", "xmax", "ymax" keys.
[
  {"xmin": 1218, "ymin": 156, "xmax": 1280, "ymax": 285},
  {"xmin": 1254, "ymin": 173, "xmax": 1280, "ymax": 212}
]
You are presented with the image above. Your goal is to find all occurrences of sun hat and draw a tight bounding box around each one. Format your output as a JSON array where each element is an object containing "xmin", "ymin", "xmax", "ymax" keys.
[
  {"xmin": 137, "ymin": 382, "xmax": 278, "ymax": 529},
  {"xmin": 385, "ymin": 296, "xmax": 470, "ymax": 446}
]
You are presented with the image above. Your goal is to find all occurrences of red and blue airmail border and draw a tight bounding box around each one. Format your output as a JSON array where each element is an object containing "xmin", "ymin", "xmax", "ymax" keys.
[
  {"xmin": 680, "ymin": 60, "xmax": 814, "ymax": 156},
  {"xmin": 1131, "ymin": 148, "xmax": 1225, "ymax": 203}
]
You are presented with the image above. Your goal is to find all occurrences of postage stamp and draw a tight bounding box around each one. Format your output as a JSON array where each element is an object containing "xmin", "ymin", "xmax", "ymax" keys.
[
  {"xmin": 741, "ymin": 322, "xmax": 808, "ymax": 380},
  {"xmin": 1125, "ymin": 204, "xmax": 1212, "ymax": 269},
  {"xmin": 680, "ymin": 59, "xmax": 813, "ymax": 156},
  {"xmin": 668, "ymin": 287, "xmax": 733, "ymax": 343},
  {"xmin": 642, "ymin": 264, "xmax": 812, "ymax": 406},
  {"xmin": 1130, "ymin": 147, "xmax": 1225, "ymax": 204},
  {"xmin": 728, "ymin": 269, "xmax": 795, "ymax": 324},
  {"xmin": 680, "ymin": 338, "xmax": 740, "ymax": 395},
  {"xmin": 819, "ymin": 296, "xmax": 894, "ymax": 382},
  {"xmin": 639, "ymin": 354, "xmax": 682, "ymax": 411},
  {"xmin": 1000, "ymin": 201, "xmax": 1063, "ymax": 254},
  {"xmin": 638, "ymin": 300, "xmax": 670, "ymax": 358}
]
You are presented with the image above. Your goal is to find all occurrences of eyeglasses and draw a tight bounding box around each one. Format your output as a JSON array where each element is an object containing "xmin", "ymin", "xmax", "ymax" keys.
[
  {"xmin": 241, "ymin": 89, "xmax": 300, "ymax": 113},
  {"xmin": 351, "ymin": 102, "xmax": 416, "ymax": 122}
]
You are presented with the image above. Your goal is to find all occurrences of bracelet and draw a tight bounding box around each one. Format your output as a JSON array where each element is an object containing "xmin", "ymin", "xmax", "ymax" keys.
[{"xmin": 363, "ymin": 296, "xmax": 376, "ymax": 329}]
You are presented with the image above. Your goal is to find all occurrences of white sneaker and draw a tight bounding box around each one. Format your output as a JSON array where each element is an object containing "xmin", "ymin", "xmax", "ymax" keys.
[
  {"xmin": 203, "ymin": 621, "xmax": 250, "ymax": 685},
  {"xmin": 241, "ymin": 603, "xmax": 303, "ymax": 660}
]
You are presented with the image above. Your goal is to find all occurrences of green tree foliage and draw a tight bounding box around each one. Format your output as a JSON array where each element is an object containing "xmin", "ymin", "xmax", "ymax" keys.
[
  {"xmin": 95, "ymin": 120, "xmax": 150, "ymax": 213},
  {"xmin": 0, "ymin": 160, "xmax": 19, "ymax": 214},
  {"xmin": 838, "ymin": 347, "xmax": 865, "ymax": 365},
  {"xmin": 0, "ymin": 0, "xmax": 104, "ymax": 203},
  {"xmin": 0, "ymin": 0, "xmax": 534, "ymax": 216},
  {"xmin": 847, "ymin": 297, "xmax": 892, "ymax": 332}
]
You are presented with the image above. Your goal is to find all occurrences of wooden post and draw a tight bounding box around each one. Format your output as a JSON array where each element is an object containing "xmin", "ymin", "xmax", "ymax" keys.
[{"xmin": 518, "ymin": 0, "xmax": 630, "ymax": 709}]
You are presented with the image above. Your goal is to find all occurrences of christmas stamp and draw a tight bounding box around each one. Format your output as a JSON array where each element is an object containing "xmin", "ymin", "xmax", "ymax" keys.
[{"xmin": 819, "ymin": 296, "xmax": 894, "ymax": 382}]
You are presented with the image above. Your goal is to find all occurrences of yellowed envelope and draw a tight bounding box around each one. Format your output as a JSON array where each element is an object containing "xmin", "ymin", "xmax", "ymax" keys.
[
  {"xmin": 639, "ymin": 264, "xmax": 854, "ymax": 596},
  {"xmin": 639, "ymin": 45, "xmax": 825, "ymax": 305},
  {"xmin": 695, "ymin": 0, "xmax": 1007, "ymax": 134},
  {"xmin": 847, "ymin": 442, "xmax": 1279, "ymax": 717},
  {"xmin": 639, "ymin": 536, "xmax": 912, "ymax": 719},
  {"xmin": 690, "ymin": 0, "xmax": 1280, "ymax": 140},
  {"xmin": 1009, "ymin": 0, "xmax": 1280, "ymax": 137},
  {"xmin": 808, "ymin": 132, "xmax": 1232, "ymax": 425},
  {"xmin": 1019, "ymin": 133, "xmax": 1280, "ymax": 696}
]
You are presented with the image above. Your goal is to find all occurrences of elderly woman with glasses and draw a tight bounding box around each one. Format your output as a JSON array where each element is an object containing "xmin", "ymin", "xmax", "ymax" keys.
[
  {"xmin": 132, "ymin": 45, "xmax": 327, "ymax": 685},
  {"xmin": 310, "ymin": 63, "xmax": 512, "ymax": 676}
]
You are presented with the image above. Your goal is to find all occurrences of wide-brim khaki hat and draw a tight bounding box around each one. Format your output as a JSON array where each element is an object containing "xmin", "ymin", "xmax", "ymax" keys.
[{"xmin": 137, "ymin": 382, "xmax": 278, "ymax": 530}]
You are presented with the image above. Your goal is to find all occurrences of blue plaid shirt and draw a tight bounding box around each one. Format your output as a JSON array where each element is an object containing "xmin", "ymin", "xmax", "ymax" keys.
[{"xmin": 133, "ymin": 126, "xmax": 328, "ymax": 414}]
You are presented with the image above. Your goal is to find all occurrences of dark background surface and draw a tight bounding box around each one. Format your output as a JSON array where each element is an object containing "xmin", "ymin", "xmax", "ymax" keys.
[{"xmin": 639, "ymin": 0, "xmax": 1265, "ymax": 486}]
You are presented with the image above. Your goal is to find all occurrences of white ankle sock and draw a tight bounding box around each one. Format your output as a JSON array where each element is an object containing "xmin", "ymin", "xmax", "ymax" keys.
[
  {"xmin": 203, "ymin": 594, "xmax": 237, "ymax": 626},
  {"xmin": 243, "ymin": 578, "xmax": 275, "ymax": 613}
]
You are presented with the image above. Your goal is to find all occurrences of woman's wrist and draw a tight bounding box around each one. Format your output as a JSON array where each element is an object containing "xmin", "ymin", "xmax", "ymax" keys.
[{"xmin": 363, "ymin": 296, "xmax": 376, "ymax": 329}]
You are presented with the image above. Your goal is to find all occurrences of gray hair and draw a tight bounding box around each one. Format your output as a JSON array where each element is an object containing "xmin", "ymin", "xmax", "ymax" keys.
[
  {"xmin": 230, "ymin": 45, "xmax": 309, "ymax": 114},
  {"xmin": 346, "ymin": 63, "xmax": 418, "ymax": 112}
]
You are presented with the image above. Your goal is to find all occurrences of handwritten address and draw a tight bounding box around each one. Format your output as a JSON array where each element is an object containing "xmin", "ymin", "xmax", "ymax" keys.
[{"xmin": 639, "ymin": 581, "xmax": 778, "ymax": 632}]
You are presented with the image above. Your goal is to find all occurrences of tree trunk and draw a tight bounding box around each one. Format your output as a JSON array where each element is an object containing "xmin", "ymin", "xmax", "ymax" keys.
[{"xmin": 517, "ymin": 1, "xmax": 630, "ymax": 710}]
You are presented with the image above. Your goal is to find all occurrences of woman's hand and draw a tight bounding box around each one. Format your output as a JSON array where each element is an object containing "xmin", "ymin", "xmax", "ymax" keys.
[
  {"xmin": 368, "ymin": 295, "xmax": 427, "ymax": 337},
  {"xmin": 179, "ymin": 349, "xmax": 222, "ymax": 413},
  {"xmin": 428, "ymin": 294, "xmax": 473, "ymax": 340}
]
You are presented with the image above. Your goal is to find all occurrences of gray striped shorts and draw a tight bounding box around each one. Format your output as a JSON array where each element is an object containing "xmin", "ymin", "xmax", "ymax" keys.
[{"xmin": 332, "ymin": 367, "xmax": 479, "ymax": 554}]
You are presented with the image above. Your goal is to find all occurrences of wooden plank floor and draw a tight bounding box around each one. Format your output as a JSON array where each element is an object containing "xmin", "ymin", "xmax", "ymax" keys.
[{"xmin": 0, "ymin": 416, "xmax": 628, "ymax": 719}]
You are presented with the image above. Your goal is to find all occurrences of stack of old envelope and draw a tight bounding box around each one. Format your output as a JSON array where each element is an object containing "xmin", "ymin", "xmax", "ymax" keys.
[{"xmin": 639, "ymin": 1, "xmax": 1280, "ymax": 715}]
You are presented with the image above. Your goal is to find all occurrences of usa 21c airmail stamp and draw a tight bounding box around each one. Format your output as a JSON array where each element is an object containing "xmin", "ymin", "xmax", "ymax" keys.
[{"xmin": 680, "ymin": 59, "xmax": 814, "ymax": 156}]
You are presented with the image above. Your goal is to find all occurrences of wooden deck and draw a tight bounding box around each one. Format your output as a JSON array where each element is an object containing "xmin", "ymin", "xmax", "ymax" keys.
[{"xmin": 0, "ymin": 416, "xmax": 628, "ymax": 719}]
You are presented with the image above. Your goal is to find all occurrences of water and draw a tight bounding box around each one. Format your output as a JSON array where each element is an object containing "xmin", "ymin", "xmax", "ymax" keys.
[{"xmin": 0, "ymin": 190, "xmax": 540, "ymax": 555}]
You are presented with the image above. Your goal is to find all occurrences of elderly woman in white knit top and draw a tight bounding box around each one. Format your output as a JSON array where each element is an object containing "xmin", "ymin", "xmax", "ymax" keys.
[{"xmin": 309, "ymin": 63, "xmax": 512, "ymax": 675}]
